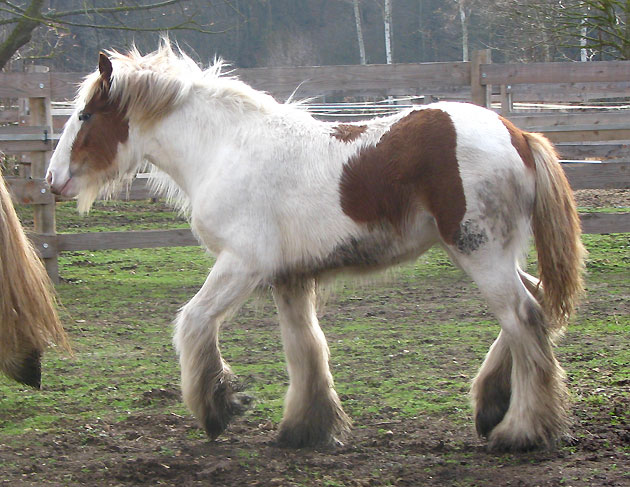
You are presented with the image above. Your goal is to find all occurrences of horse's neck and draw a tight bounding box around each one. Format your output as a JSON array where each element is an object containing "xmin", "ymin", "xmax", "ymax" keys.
[{"xmin": 140, "ymin": 102, "xmax": 273, "ymax": 197}]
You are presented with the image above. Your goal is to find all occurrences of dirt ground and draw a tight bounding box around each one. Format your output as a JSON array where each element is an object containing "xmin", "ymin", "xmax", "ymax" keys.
[
  {"xmin": 2, "ymin": 274, "xmax": 628, "ymax": 487},
  {"xmin": 1, "ymin": 189, "xmax": 628, "ymax": 487},
  {"xmin": 2, "ymin": 402, "xmax": 628, "ymax": 487}
]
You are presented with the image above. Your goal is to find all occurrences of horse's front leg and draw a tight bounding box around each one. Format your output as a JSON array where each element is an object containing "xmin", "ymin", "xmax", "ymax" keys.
[
  {"xmin": 173, "ymin": 253, "xmax": 260, "ymax": 439},
  {"xmin": 273, "ymin": 278, "xmax": 351, "ymax": 448}
]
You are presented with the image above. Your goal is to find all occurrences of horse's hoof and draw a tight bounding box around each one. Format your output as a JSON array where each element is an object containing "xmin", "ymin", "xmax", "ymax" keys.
[
  {"xmin": 276, "ymin": 434, "xmax": 344, "ymax": 450},
  {"xmin": 486, "ymin": 426, "xmax": 550, "ymax": 452},
  {"xmin": 487, "ymin": 436, "xmax": 541, "ymax": 452},
  {"xmin": 236, "ymin": 392, "xmax": 254, "ymax": 408},
  {"xmin": 276, "ymin": 423, "xmax": 345, "ymax": 449},
  {"xmin": 475, "ymin": 404, "xmax": 509, "ymax": 439},
  {"xmin": 9, "ymin": 349, "xmax": 42, "ymax": 389},
  {"xmin": 203, "ymin": 391, "xmax": 254, "ymax": 440}
]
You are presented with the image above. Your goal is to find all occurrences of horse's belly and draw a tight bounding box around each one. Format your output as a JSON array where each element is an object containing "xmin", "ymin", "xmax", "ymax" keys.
[{"xmin": 306, "ymin": 213, "xmax": 440, "ymax": 276}]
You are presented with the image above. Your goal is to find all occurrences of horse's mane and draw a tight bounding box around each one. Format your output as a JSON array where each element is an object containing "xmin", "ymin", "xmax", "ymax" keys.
[{"xmin": 78, "ymin": 40, "xmax": 279, "ymax": 126}]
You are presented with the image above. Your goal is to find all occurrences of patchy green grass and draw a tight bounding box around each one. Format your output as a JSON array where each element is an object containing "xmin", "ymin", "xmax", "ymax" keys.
[{"xmin": 16, "ymin": 199, "xmax": 188, "ymax": 233}]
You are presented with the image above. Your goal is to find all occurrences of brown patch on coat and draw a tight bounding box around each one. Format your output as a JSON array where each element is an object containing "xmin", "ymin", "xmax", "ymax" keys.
[
  {"xmin": 339, "ymin": 109, "xmax": 466, "ymax": 245},
  {"xmin": 500, "ymin": 117, "xmax": 536, "ymax": 170},
  {"xmin": 70, "ymin": 75, "xmax": 129, "ymax": 176},
  {"xmin": 331, "ymin": 124, "xmax": 367, "ymax": 143}
]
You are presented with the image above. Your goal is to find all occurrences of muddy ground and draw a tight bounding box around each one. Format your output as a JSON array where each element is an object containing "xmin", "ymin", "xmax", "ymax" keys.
[{"xmin": 2, "ymin": 274, "xmax": 628, "ymax": 487}]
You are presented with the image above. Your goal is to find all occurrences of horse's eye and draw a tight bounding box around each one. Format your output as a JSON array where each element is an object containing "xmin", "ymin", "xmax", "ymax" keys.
[{"xmin": 78, "ymin": 112, "xmax": 92, "ymax": 122}]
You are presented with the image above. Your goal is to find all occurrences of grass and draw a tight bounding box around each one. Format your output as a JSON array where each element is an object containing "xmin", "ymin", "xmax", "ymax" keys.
[{"xmin": 17, "ymin": 200, "xmax": 188, "ymax": 233}]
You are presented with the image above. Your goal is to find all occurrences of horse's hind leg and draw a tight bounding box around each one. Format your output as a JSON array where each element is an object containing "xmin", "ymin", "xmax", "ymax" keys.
[
  {"xmin": 471, "ymin": 269, "xmax": 542, "ymax": 438},
  {"xmin": 173, "ymin": 252, "xmax": 260, "ymax": 439},
  {"xmin": 451, "ymin": 250, "xmax": 569, "ymax": 450},
  {"xmin": 272, "ymin": 278, "xmax": 351, "ymax": 447}
]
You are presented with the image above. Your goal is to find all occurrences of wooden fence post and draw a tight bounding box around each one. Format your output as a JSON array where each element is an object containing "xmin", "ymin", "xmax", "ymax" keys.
[
  {"xmin": 500, "ymin": 84, "xmax": 512, "ymax": 116},
  {"xmin": 26, "ymin": 65, "xmax": 58, "ymax": 283},
  {"xmin": 471, "ymin": 49, "xmax": 492, "ymax": 108},
  {"xmin": 17, "ymin": 98, "xmax": 31, "ymax": 177}
]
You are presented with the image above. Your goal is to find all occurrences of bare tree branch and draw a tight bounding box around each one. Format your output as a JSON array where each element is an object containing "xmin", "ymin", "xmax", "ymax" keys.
[
  {"xmin": 46, "ymin": 0, "xmax": 185, "ymax": 19},
  {"xmin": 0, "ymin": 0, "xmax": 43, "ymax": 69},
  {"xmin": 514, "ymin": 0, "xmax": 629, "ymax": 60},
  {"xmin": 0, "ymin": 1, "xmax": 26, "ymax": 13},
  {"xmin": 0, "ymin": 0, "xmax": 229, "ymax": 70},
  {"xmin": 41, "ymin": 16, "xmax": 227, "ymax": 35}
]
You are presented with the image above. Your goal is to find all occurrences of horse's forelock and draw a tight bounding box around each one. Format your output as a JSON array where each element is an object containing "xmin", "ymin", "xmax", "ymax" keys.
[{"xmin": 76, "ymin": 70, "xmax": 104, "ymax": 107}]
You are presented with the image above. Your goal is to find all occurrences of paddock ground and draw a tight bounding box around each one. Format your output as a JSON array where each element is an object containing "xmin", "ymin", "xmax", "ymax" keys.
[{"xmin": 1, "ymin": 190, "xmax": 628, "ymax": 486}]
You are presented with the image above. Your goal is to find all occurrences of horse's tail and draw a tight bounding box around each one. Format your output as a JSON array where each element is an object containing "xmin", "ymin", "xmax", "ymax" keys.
[
  {"xmin": 525, "ymin": 132, "xmax": 586, "ymax": 330},
  {"xmin": 0, "ymin": 173, "xmax": 69, "ymax": 388}
]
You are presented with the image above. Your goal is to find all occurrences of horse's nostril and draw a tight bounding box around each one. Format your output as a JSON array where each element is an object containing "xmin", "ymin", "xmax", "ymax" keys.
[{"xmin": 46, "ymin": 172, "xmax": 53, "ymax": 185}]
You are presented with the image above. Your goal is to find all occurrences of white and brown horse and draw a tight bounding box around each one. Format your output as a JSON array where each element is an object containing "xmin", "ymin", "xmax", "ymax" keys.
[
  {"xmin": 47, "ymin": 43, "xmax": 585, "ymax": 451},
  {"xmin": 0, "ymin": 171, "xmax": 68, "ymax": 388}
]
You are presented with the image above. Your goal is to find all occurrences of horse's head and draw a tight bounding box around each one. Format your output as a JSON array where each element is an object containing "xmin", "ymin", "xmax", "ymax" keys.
[{"xmin": 47, "ymin": 53, "xmax": 129, "ymax": 212}]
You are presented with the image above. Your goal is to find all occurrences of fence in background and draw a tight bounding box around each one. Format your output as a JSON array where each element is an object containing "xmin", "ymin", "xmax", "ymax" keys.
[{"xmin": 1, "ymin": 51, "xmax": 629, "ymax": 282}]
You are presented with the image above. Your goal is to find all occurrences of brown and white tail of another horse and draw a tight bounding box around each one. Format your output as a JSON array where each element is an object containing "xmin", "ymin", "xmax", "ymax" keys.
[{"xmin": 0, "ymin": 173, "xmax": 69, "ymax": 388}]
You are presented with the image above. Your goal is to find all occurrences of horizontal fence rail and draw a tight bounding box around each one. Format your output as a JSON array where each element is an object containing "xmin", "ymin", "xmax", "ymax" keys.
[
  {"xmin": 28, "ymin": 228, "xmax": 199, "ymax": 259},
  {"xmin": 480, "ymin": 60, "xmax": 630, "ymax": 85},
  {"xmin": 555, "ymin": 141, "xmax": 629, "ymax": 162},
  {"xmin": 2, "ymin": 58, "xmax": 629, "ymax": 102},
  {"xmin": 505, "ymin": 81, "xmax": 630, "ymax": 103},
  {"xmin": 0, "ymin": 63, "xmax": 472, "ymax": 101}
]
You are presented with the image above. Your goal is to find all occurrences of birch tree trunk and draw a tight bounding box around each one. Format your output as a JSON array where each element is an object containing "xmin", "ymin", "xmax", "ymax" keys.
[
  {"xmin": 384, "ymin": 0, "xmax": 394, "ymax": 64},
  {"xmin": 458, "ymin": 0, "xmax": 469, "ymax": 62},
  {"xmin": 581, "ymin": 20, "xmax": 588, "ymax": 61},
  {"xmin": 353, "ymin": 0, "xmax": 367, "ymax": 64},
  {"xmin": 418, "ymin": 0, "xmax": 426, "ymax": 60}
]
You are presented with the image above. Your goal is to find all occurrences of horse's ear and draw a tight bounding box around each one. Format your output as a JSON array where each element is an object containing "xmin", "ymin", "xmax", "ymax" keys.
[{"xmin": 98, "ymin": 52, "xmax": 113, "ymax": 87}]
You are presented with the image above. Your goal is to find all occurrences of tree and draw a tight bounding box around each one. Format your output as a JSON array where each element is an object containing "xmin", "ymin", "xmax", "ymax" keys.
[
  {"xmin": 383, "ymin": 0, "xmax": 393, "ymax": 63},
  {"xmin": 457, "ymin": 0, "xmax": 469, "ymax": 61},
  {"xmin": 559, "ymin": 0, "xmax": 630, "ymax": 60},
  {"xmin": 0, "ymin": 0, "xmax": 218, "ymax": 70},
  {"xmin": 353, "ymin": 0, "xmax": 367, "ymax": 64},
  {"xmin": 512, "ymin": 0, "xmax": 630, "ymax": 60},
  {"xmin": 471, "ymin": 0, "xmax": 564, "ymax": 62}
]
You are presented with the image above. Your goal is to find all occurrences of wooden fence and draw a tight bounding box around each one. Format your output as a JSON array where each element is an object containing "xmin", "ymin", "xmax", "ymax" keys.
[{"xmin": 1, "ymin": 51, "xmax": 629, "ymax": 282}]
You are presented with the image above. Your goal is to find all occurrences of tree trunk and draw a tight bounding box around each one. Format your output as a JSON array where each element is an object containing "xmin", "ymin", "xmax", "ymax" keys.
[
  {"xmin": 384, "ymin": 0, "xmax": 393, "ymax": 64},
  {"xmin": 580, "ymin": 20, "xmax": 588, "ymax": 61},
  {"xmin": 0, "ymin": 0, "xmax": 45, "ymax": 70},
  {"xmin": 624, "ymin": 0, "xmax": 630, "ymax": 60},
  {"xmin": 418, "ymin": 0, "xmax": 426, "ymax": 61},
  {"xmin": 353, "ymin": 0, "xmax": 367, "ymax": 64},
  {"xmin": 459, "ymin": 0, "xmax": 469, "ymax": 62}
]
